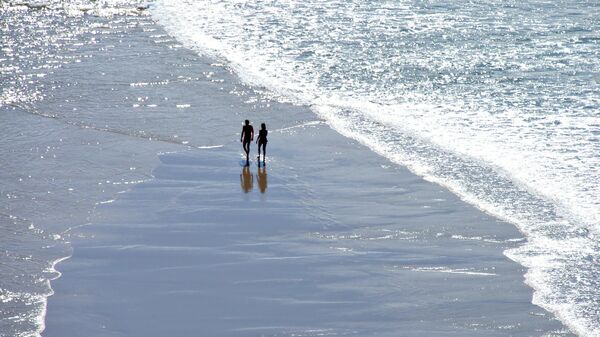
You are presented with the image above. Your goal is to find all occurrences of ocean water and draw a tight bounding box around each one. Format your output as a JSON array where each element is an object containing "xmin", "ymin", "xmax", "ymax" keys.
[
  {"xmin": 1, "ymin": 0, "xmax": 599, "ymax": 336},
  {"xmin": 150, "ymin": 1, "xmax": 600, "ymax": 336},
  {"xmin": 1, "ymin": 1, "xmax": 174, "ymax": 336},
  {"xmin": 1, "ymin": 1, "xmax": 287, "ymax": 335}
]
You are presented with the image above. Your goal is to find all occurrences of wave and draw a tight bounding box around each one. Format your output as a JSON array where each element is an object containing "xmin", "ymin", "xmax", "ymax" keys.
[{"xmin": 151, "ymin": 0, "xmax": 600, "ymax": 335}]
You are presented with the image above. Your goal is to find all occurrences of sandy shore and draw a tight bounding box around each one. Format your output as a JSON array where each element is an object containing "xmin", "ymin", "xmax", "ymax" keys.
[
  {"xmin": 40, "ymin": 13, "xmax": 573, "ymax": 337},
  {"xmin": 45, "ymin": 125, "xmax": 571, "ymax": 336}
]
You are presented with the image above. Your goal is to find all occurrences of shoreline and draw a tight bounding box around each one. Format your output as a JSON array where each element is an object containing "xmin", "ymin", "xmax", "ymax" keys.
[
  {"xmin": 37, "ymin": 10, "xmax": 574, "ymax": 337},
  {"xmin": 0, "ymin": 3, "xmax": 591, "ymax": 337},
  {"xmin": 45, "ymin": 126, "xmax": 572, "ymax": 337},
  {"xmin": 151, "ymin": 3, "xmax": 600, "ymax": 335},
  {"xmin": 44, "ymin": 17, "xmax": 571, "ymax": 337}
]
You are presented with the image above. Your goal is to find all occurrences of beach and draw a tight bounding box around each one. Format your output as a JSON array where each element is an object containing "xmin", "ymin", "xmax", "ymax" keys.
[
  {"xmin": 45, "ymin": 138, "xmax": 572, "ymax": 337},
  {"xmin": 40, "ymin": 15, "xmax": 571, "ymax": 337},
  {"xmin": 2, "ymin": 1, "xmax": 598, "ymax": 336}
]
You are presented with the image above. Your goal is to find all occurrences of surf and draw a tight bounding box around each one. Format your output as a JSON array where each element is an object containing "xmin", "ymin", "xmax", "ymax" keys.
[{"xmin": 151, "ymin": 0, "xmax": 600, "ymax": 335}]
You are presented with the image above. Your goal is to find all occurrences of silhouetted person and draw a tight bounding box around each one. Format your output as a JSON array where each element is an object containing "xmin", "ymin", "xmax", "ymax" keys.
[
  {"xmin": 240, "ymin": 166, "xmax": 253, "ymax": 193},
  {"xmin": 256, "ymin": 122, "xmax": 268, "ymax": 165},
  {"xmin": 257, "ymin": 165, "xmax": 267, "ymax": 193},
  {"xmin": 240, "ymin": 119, "xmax": 254, "ymax": 165}
]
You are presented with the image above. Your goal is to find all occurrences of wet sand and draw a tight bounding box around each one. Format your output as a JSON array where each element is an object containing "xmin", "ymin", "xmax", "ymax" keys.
[
  {"xmin": 45, "ymin": 127, "xmax": 571, "ymax": 337},
  {"xmin": 42, "ymin": 14, "xmax": 572, "ymax": 337}
]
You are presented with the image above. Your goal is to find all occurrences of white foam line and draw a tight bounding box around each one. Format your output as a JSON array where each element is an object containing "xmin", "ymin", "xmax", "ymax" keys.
[
  {"xmin": 395, "ymin": 265, "xmax": 496, "ymax": 276},
  {"xmin": 450, "ymin": 234, "xmax": 516, "ymax": 244},
  {"xmin": 36, "ymin": 254, "xmax": 72, "ymax": 337},
  {"xmin": 273, "ymin": 120, "xmax": 325, "ymax": 133},
  {"xmin": 150, "ymin": 3, "xmax": 597, "ymax": 334},
  {"xmin": 430, "ymin": 269, "xmax": 496, "ymax": 276},
  {"xmin": 195, "ymin": 144, "xmax": 225, "ymax": 149}
]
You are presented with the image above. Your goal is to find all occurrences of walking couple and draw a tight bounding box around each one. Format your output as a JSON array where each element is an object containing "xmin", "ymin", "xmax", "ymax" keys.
[{"xmin": 240, "ymin": 120, "xmax": 268, "ymax": 166}]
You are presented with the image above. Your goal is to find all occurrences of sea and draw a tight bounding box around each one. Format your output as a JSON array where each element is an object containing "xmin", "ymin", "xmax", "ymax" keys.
[{"xmin": 1, "ymin": 0, "xmax": 599, "ymax": 336}]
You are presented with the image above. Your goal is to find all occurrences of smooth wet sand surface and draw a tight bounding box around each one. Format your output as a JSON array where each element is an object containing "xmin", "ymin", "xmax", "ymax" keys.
[
  {"xmin": 45, "ymin": 121, "xmax": 571, "ymax": 337},
  {"xmin": 39, "ymin": 12, "xmax": 572, "ymax": 337}
]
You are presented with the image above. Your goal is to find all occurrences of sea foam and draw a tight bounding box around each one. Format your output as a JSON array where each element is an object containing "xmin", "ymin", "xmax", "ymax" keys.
[{"xmin": 151, "ymin": 0, "xmax": 600, "ymax": 335}]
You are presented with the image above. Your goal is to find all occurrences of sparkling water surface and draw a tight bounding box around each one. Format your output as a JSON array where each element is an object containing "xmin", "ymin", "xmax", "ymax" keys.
[
  {"xmin": 1, "ymin": 0, "xmax": 599, "ymax": 336},
  {"xmin": 152, "ymin": 1, "xmax": 600, "ymax": 336},
  {"xmin": 1, "ymin": 1, "xmax": 159, "ymax": 336}
]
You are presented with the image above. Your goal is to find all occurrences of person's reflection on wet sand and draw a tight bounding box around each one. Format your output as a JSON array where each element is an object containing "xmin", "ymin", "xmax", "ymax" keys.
[
  {"xmin": 257, "ymin": 166, "xmax": 267, "ymax": 193},
  {"xmin": 240, "ymin": 166, "xmax": 253, "ymax": 193}
]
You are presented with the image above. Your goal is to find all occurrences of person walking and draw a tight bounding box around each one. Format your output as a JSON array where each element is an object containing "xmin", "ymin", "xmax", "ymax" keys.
[
  {"xmin": 240, "ymin": 119, "xmax": 254, "ymax": 166},
  {"xmin": 256, "ymin": 122, "xmax": 268, "ymax": 165}
]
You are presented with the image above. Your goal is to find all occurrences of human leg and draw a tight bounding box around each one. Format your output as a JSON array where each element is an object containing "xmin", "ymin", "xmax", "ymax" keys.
[
  {"xmin": 243, "ymin": 141, "xmax": 250, "ymax": 163},
  {"xmin": 261, "ymin": 142, "xmax": 266, "ymax": 162}
]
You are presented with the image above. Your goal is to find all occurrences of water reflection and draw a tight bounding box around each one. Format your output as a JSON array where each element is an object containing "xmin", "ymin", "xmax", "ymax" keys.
[
  {"xmin": 257, "ymin": 166, "xmax": 267, "ymax": 193},
  {"xmin": 240, "ymin": 166, "xmax": 253, "ymax": 193}
]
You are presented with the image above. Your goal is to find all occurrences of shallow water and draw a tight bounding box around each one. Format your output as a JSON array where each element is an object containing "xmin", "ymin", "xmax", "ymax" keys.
[
  {"xmin": 0, "ymin": 2, "xmax": 172, "ymax": 335},
  {"xmin": 1, "ymin": 2, "xmax": 304, "ymax": 335},
  {"xmin": 1, "ymin": 0, "xmax": 599, "ymax": 336},
  {"xmin": 151, "ymin": 1, "xmax": 600, "ymax": 335}
]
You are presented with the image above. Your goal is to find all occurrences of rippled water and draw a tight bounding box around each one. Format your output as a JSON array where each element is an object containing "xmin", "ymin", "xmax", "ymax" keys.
[
  {"xmin": 152, "ymin": 1, "xmax": 600, "ymax": 336},
  {"xmin": 2, "ymin": 0, "xmax": 600, "ymax": 335},
  {"xmin": 1, "ymin": 1, "xmax": 157, "ymax": 336}
]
